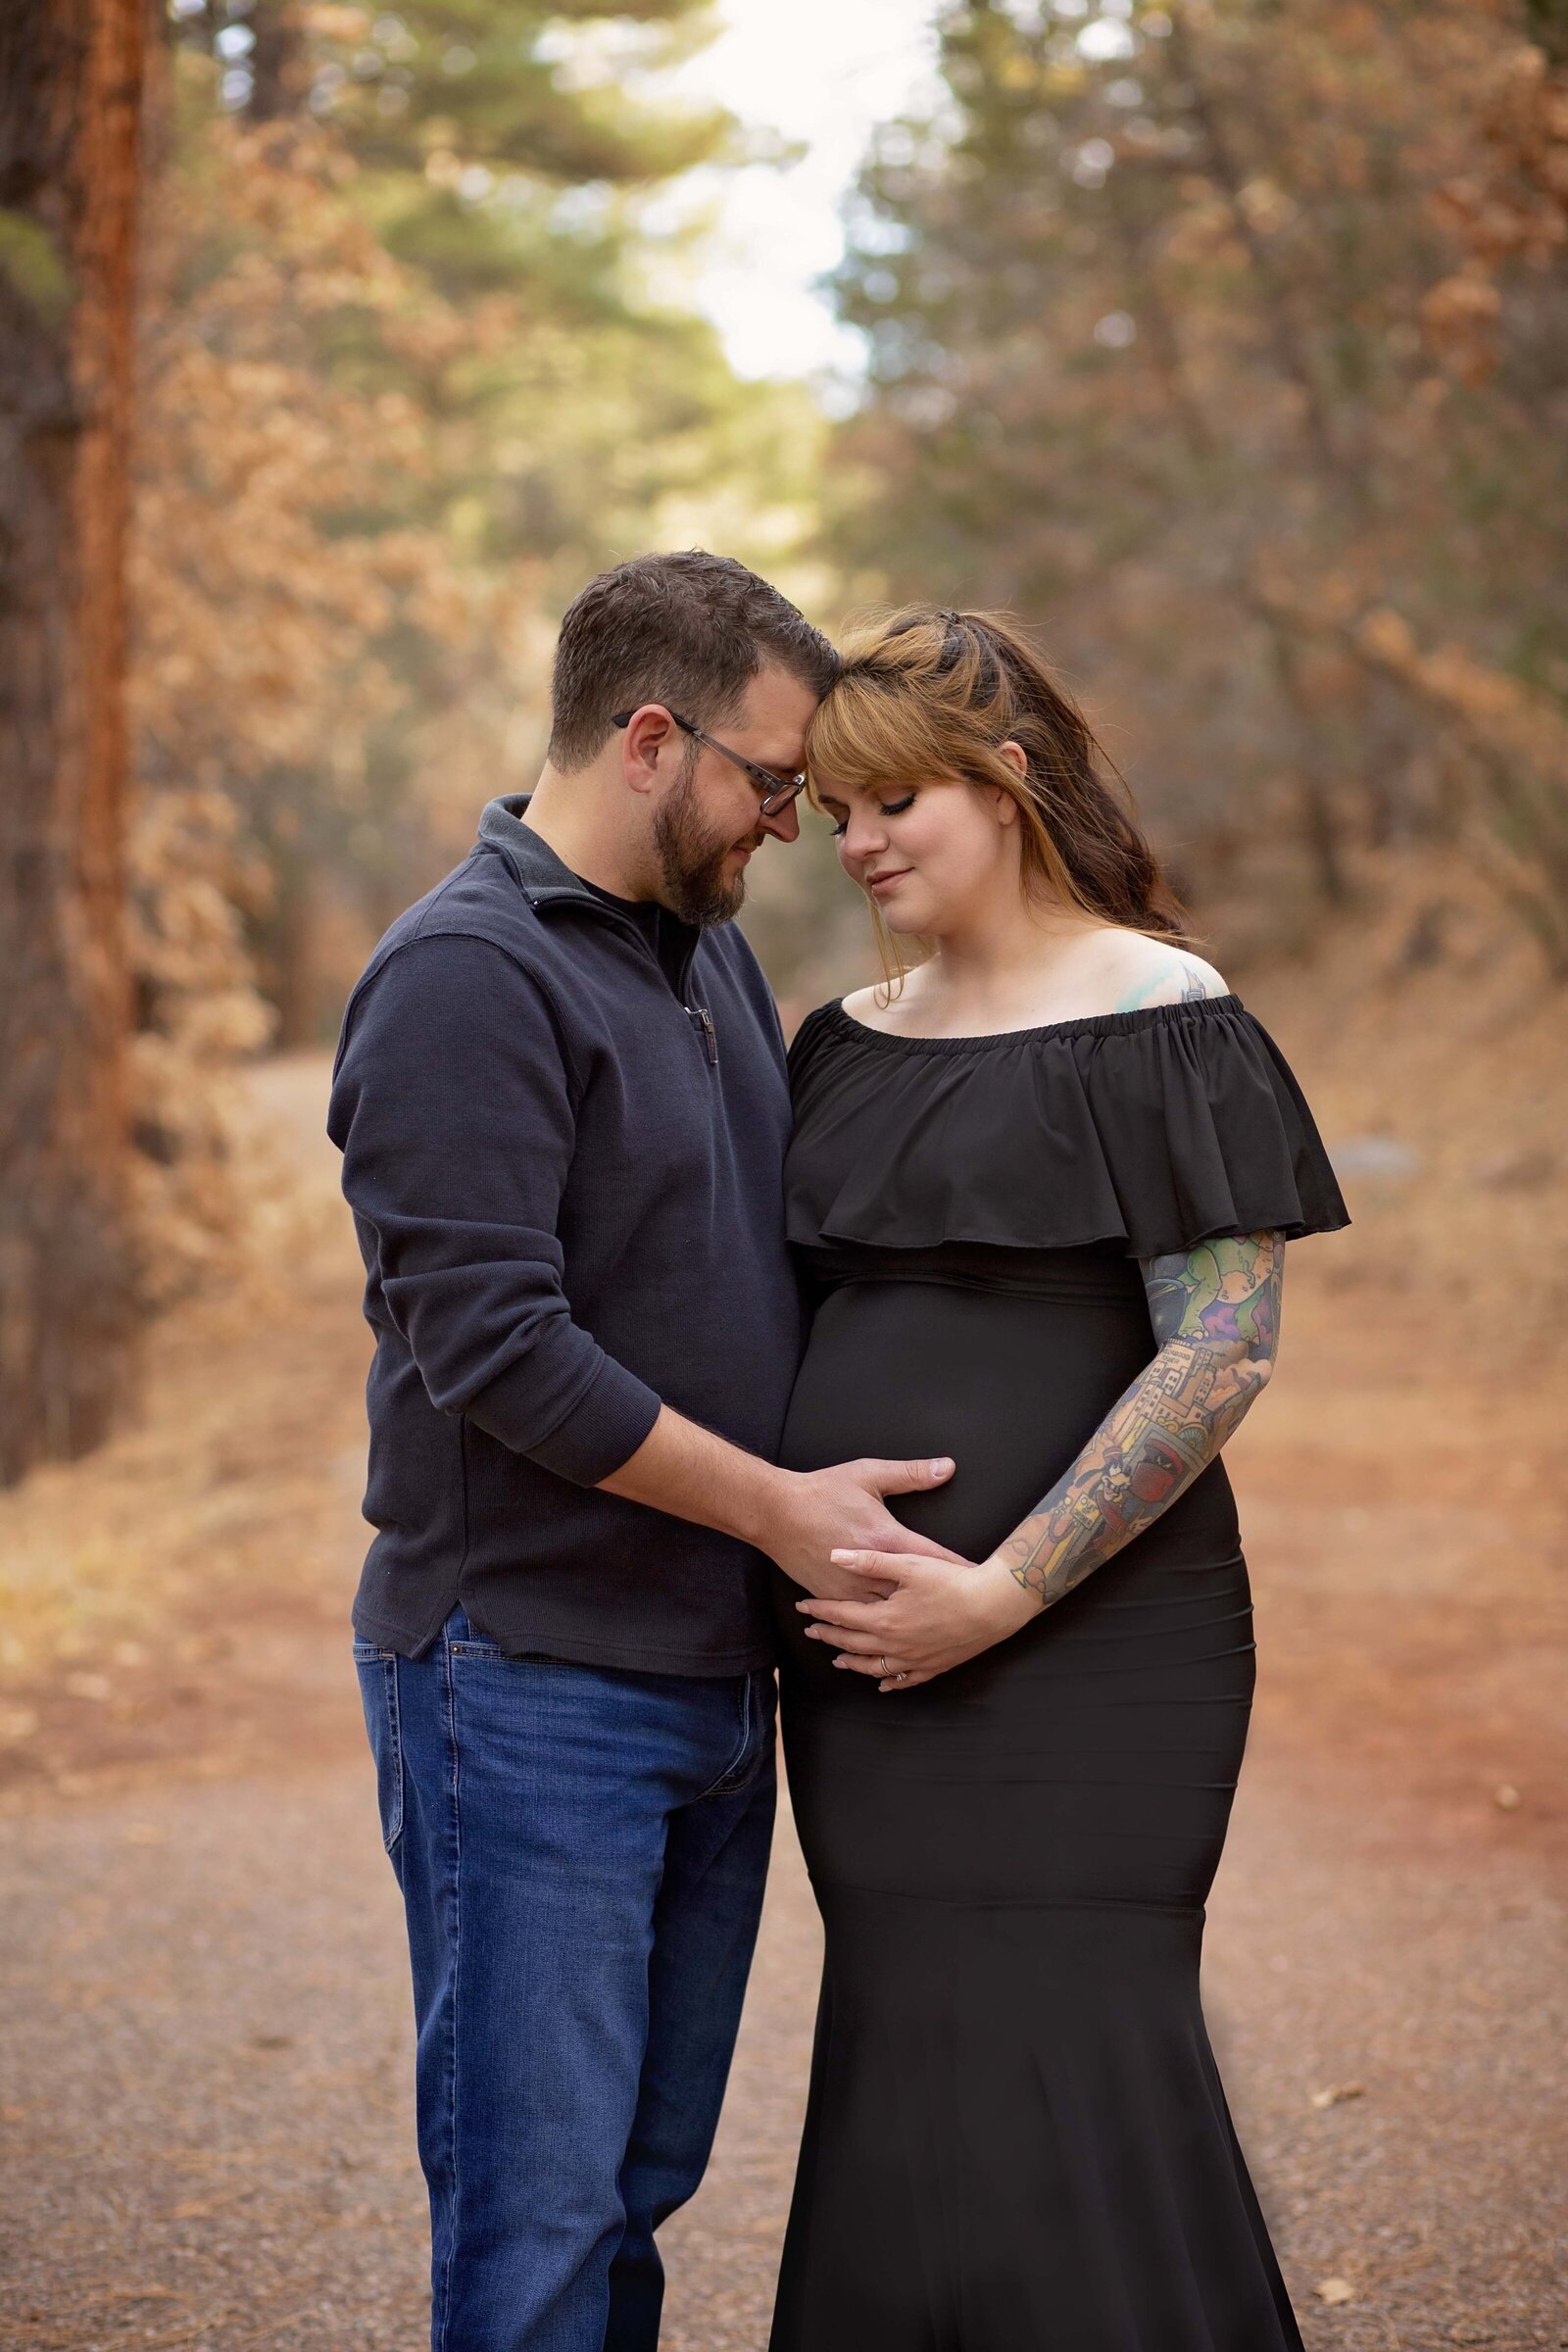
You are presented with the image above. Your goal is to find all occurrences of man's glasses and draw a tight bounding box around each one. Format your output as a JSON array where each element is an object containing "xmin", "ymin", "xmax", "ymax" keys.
[{"xmin": 612, "ymin": 706, "xmax": 807, "ymax": 818}]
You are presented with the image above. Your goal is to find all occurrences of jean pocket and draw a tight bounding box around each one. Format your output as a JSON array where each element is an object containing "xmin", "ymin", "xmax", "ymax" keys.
[{"xmin": 353, "ymin": 1644, "xmax": 404, "ymax": 1853}]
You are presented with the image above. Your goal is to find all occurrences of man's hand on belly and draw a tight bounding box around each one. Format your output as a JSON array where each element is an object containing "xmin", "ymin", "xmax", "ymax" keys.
[
  {"xmin": 767, "ymin": 1457, "xmax": 966, "ymax": 1599},
  {"xmin": 600, "ymin": 1405, "xmax": 962, "ymax": 1598}
]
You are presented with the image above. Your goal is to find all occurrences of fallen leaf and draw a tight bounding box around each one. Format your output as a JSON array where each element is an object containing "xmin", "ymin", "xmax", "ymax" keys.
[
  {"xmin": 171, "ymin": 2187, "xmax": 252, "ymax": 2219},
  {"xmin": 1309, "ymin": 2081, "xmax": 1366, "ymax": 2109},
  {"xmin": 1315, "ymin": 2277, "xmax": 1355, "ymax": 2305}
]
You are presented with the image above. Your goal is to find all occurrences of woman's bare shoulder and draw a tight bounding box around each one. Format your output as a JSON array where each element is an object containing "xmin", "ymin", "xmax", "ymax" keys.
[
  {"xmin": 838, "ymin": 974, "xmax": 938, "ymax": 1034},
  {"xmin": 1097, "ymin": 932, "xmax": 1230, "ymax": 1012},
  {"xmin": 839, "ymin": 981, "xmax": 886, "ymax": 1026}
]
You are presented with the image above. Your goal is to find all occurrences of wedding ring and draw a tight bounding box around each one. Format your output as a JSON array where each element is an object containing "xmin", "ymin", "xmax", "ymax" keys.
[
  {"xmin": 895, "ymin": 1671, "xmax": 907, "ymax": 1683},
  {"xmin": 879, "ymin": 1655, "xmax": 889, "ymax": 1677}
]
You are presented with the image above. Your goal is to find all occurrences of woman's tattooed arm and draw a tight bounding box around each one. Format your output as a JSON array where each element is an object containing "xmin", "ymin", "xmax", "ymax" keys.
[{"xmin": 996, "ymin": 1231, "xmax": 1285, "ymax": 1609}]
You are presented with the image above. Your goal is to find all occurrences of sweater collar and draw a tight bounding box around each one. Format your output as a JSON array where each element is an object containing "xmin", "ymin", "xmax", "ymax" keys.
[
  {"xmin": 476, "ymin": 794, "xmax": 704, "ymax": 979},
  {"xmin": 476, "ymin": 793, "xmax": 607, "ymax": 910}
]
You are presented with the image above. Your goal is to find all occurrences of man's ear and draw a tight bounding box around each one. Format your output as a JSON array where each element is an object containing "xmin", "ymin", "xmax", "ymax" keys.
[{"xmin": 620, "ymin": 705, "xmax": 678, "ymax": 798}]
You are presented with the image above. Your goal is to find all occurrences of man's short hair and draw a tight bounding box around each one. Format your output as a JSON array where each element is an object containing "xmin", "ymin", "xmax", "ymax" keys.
[{"xmin": 549, "ymin": 550, "xmax": 840, "ymax": 771}]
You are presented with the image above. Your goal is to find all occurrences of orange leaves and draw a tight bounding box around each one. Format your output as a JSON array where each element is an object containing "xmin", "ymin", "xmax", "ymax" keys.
[
  {"xmin": 1424, "ymin": 38, "xmax": 1568, "ymax": 381},
  {"xmin": 125, "ymin": 105, "xmax": 472, "ymax": 1298},
  {"xmin": 1420, "ymin": 270, "xmax": 1504, "ymax": 386},
  {"xmin": 131, "ymin": 120, "xmax": 457, "ymax": 791}
]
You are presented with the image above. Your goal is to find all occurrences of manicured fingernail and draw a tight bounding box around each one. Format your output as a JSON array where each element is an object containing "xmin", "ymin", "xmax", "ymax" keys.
[
  {"xmin": 830, "ymin": 1549, "xmax": 857, "ymax": 1566},
  {"xmin": 832, "ymin": 1656, "xmax": 848, "ymax": 1669},
  {"xmin": 931, "ymin": 1457, "xmax": 954, "ymax": 1476}
]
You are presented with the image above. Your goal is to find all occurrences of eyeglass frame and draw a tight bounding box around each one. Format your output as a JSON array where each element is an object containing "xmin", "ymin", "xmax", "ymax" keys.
[{"xmin": 611, "ymin": 705, "xmax": 807, "ymax": 818}]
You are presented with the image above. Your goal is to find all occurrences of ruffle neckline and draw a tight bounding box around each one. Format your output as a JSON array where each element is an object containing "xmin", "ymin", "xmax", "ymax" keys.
[
  {"xmin": 784, "ymin": 993, "xmax": 1349, "ymax": 1264},
  {"xmin": 819, "ymin": 991, "xmax": 1248, "ymax": 1054}
]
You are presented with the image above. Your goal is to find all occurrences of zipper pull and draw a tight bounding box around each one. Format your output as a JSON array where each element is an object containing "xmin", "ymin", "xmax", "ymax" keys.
[{"xmin": 688, "ymin": 1005, "xmax": 718, "ymax": 1066}]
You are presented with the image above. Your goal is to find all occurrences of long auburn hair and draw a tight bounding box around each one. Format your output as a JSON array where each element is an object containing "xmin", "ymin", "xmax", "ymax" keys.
[{"xmin": 807, "ymin": 607, "xmax": 1193, "ymax": 986}]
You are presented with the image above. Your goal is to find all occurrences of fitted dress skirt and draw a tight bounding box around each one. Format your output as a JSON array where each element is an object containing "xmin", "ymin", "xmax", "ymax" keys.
[
  {"xmin": 769, "ymin": 1251, "xmax": 1301, "ymax": 2352},
  {"xmin": 764, "ymin": 993, "xmax": 1348, "ymax": 2352}
]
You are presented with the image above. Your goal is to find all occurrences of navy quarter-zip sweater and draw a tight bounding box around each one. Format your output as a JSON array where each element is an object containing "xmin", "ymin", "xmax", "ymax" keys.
[{"xmin": 327, "ymin": 794, "xmax": 804, "ymax": 1672}]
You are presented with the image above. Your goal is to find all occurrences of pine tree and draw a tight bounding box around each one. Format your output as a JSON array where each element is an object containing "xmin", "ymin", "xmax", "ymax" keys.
[{"xmin": 0, "ymin": 0, "xmax": 148, "ymax": 1483}]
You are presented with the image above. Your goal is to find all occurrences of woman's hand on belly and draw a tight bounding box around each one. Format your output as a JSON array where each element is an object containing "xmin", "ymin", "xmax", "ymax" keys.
[{"xmin": 795, "ymin": 1545, "xmax": 1041, "ymax": 1690}]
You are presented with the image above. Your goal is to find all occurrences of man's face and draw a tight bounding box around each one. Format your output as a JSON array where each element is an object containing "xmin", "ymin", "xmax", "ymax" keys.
[{"xmin": 652, "ymin": 662, "xmax": 818, "ymax": 927}]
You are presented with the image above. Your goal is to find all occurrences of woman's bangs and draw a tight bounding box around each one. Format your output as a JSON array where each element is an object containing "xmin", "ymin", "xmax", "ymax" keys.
[{"xmin": 806, "ymin": 673, "xmax": 951, "ymax": 807}]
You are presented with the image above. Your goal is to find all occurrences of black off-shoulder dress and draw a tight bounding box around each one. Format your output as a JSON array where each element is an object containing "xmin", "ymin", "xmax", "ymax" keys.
[{"xmin": 768, "ymin": 994, "xmax": 1348, "ymax": 2352}]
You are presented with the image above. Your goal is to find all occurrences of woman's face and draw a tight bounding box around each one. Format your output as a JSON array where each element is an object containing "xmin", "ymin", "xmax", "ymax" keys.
[{"xmin": 815, "ymin": 767, "xmax": 1023, "ymax": 936}]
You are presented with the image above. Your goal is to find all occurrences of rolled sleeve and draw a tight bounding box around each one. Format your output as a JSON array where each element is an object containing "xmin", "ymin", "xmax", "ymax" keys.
[{"xmin": 468, "ymin": 1346, "xmax": 661, "ymax": 1486}]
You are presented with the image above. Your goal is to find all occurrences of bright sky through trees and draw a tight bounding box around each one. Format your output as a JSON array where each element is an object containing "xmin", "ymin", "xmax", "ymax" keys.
[{"xmin": 653, "ymin": 0, "xmax": 942, "ymax": 384}]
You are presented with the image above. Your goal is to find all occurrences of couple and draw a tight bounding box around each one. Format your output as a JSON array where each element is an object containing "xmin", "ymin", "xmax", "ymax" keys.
[{"xmin": 329, "ymin": 550, "xmax": 1348, "ymax": 2352}]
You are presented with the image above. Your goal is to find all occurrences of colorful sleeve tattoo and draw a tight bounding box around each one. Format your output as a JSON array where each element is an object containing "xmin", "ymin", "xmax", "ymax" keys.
[{"xmin": 995, "ymin": 1231, "xmax": 1285, "ymax": 1609}]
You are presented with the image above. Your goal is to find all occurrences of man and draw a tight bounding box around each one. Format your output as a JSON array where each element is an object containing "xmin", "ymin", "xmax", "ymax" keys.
[{"xmin": 328, "ymin": 550, "xmax": 956, "ymax": 2352}]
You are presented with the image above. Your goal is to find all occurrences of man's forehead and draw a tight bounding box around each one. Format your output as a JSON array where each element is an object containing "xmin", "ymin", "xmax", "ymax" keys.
[{"xmin": 736, "ymin": 661, "xmax": 821, "ymax": 742}]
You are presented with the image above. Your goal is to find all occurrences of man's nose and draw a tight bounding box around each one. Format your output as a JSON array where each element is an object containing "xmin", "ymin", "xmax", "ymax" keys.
[{"xmin": 760, "ymin": 797, "xmax": 802, "ymax": 845}]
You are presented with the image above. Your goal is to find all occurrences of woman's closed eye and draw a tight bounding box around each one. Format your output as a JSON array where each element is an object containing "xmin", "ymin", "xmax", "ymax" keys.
[{"xmin": 832, "ymin": 792, "xmax": 917, "ymax": 838}]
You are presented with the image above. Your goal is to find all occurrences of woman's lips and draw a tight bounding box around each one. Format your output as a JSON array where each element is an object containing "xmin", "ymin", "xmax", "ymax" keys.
[{"xmin": 866, "ymin": 867, "xmax": 911, "ymax": 895}]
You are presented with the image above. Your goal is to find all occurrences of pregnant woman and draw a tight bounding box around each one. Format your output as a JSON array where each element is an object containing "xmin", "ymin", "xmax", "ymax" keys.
[{"xmin": 769, "ymin": 608, "xmax": 1348, "ymax": 2351}]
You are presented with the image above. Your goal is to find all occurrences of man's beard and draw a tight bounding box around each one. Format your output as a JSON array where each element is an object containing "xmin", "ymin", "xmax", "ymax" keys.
[{"xmin": 653, "ymin": 757, "xmax": 760, "ymax": 927}]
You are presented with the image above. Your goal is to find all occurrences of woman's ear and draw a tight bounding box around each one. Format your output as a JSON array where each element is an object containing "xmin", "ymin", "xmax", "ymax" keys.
[{"xmin": 985, "ymin": 743, "xmax": 1027, "ymax": 828}]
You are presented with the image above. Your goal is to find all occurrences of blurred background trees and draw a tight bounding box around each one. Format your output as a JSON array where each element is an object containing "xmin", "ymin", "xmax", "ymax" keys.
[
  {"xmin": 125, "ymin": 0, "xmax": 822, "ymax": 1289},
  {"xmin": 828, "ymin": 0, "xmax": 1568, "ymax": 965},
  {"xmin": 1, "ymin": 0, "xmax": 1564, "ymax": 1482}
]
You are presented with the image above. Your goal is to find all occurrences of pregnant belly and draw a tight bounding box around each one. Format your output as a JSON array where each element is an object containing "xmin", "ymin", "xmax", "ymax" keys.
[
  {"xmin": 776, "ymin": 1272, "xmax": 1249, "ymax": 1756},
  {"xmin": 781, "ymin": 1278, "xmax": 1158, "ymax": 1564}
]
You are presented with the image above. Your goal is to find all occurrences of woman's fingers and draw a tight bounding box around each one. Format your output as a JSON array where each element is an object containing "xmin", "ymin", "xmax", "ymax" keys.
[
  {"xmin": 828, "ymin": 1546, "xmax": 921, "ymax": 1581},
  {"xmin": 832, "ymin": 1650, "xmax": 939, "ymax": 1689},
  {"xmin": 833, "ymin": 1648, "xmax": 909, "ymax": 1677},
  {"xmin": 797, "ymin": 1596, "xmax": 886, "ymax": 1632},
  {"xmin": 813, "ymin": 1624, "xmax": 895, "ymax": 1656}
]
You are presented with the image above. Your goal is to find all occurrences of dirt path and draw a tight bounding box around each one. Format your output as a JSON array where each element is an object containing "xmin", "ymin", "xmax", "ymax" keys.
[{"xmin": 2, "ymin": 1054, "xmax": 1564, "ymax": 2352}]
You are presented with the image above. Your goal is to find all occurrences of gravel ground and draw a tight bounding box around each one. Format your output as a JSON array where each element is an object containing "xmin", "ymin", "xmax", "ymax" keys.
[{"xmin": 0, "ymin": 1694, "xmax": 1562, "ymax": 2352}]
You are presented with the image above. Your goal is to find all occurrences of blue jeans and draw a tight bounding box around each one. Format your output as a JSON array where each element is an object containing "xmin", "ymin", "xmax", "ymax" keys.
[{"xmin": 355, "ymin": 1607, "xmax": 776, "ymax": 2352}]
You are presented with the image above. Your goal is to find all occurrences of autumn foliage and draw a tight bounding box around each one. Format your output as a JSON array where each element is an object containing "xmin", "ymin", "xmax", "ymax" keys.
[
  {"xmin": 124, "ymin": 0, "xmax": 811, "ymax": 1300},
  {"xmin": 827, "ymin": 0, "xmax": 1568, "ymax": 965}
]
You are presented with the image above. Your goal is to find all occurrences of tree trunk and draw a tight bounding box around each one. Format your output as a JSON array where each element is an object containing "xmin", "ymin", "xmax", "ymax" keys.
[
  {"xmin": 0, "ymin": 0, "xmax": 146, "ymax": 1484},
  {"xmin": 246, "ymin": 0, "xmax": 307, "ymax": 121}
]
